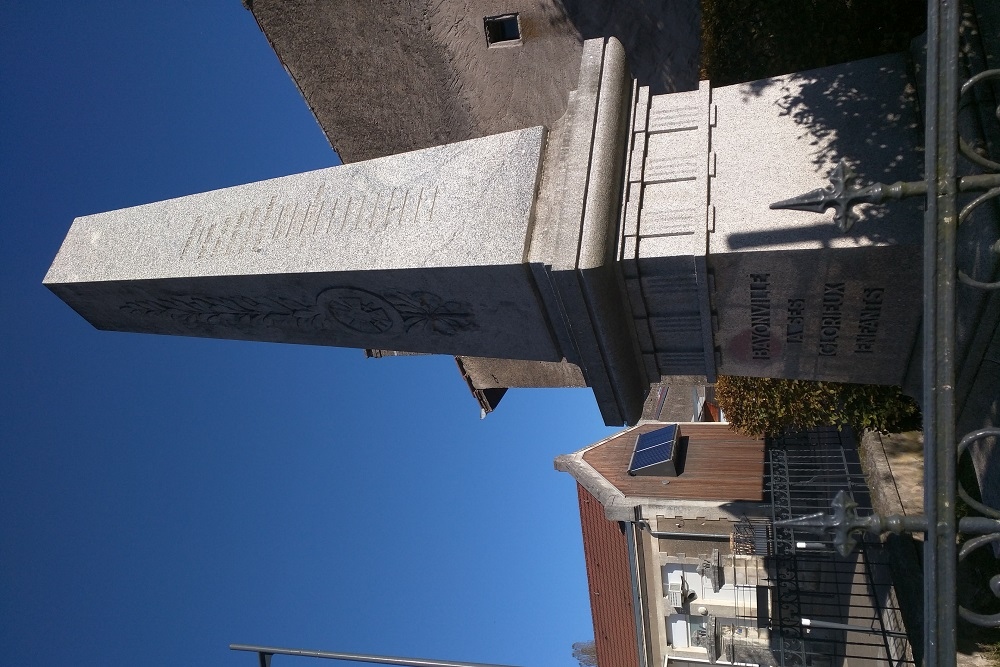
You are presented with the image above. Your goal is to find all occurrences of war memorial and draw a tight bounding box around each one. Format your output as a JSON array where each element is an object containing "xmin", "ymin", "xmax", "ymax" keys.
[
  {"xmin": 43, "ymin": 1, "xmax": 1000, "ymax": 666},
  {"xmin": 45, "ymin": 40, "xmax": 930, "ymax": 427}
]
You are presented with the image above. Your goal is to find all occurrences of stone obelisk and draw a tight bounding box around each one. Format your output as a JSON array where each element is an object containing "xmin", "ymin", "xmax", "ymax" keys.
[
  {"xmin": 46, "ymin": 39, "xmax": 645, "ymax": 425},
  {"xmin": 47, "ymin": 37, "xmax": 926, "ymax": 426}
]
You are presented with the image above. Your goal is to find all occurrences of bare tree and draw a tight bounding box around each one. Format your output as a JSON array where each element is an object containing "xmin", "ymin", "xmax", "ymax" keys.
[{"xmin": 572, "ymin": 641, "xmax": 597, "ymax": 667}]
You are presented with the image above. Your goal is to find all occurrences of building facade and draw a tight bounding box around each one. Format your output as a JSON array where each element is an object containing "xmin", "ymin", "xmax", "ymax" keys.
[
  {"xmin": 243, "ymin": 0, "xmax": 701, "ymax": 164},
  {"xmin": 557, "ymin": 423, "xmax": 913, "ymax": 667}
]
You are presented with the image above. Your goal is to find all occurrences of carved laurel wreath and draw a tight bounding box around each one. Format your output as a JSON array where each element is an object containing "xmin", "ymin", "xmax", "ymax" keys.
[{"xmin": 121, "ymin": 287, "xmax": 476, "ymax": 336}]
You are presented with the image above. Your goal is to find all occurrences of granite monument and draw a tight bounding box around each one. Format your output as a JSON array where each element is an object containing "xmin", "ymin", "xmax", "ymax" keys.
[{"xmin": 46, "ymin": 38, "xmax": 925, "ymax": 426}]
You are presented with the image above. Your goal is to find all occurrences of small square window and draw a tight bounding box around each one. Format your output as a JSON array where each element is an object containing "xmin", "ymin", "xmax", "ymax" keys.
[{"xmin": 484, "ymin": 14, "xmax": 521, "ymax": 47}]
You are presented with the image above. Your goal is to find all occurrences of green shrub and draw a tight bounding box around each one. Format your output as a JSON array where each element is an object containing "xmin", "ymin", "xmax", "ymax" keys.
[
  {"xmin": 715, "ymin": 376, "xmax": 921, "ymax": 437},
  {"xmin": 700, "ymin": 0, "xmax": 926, "ymax": 86}
]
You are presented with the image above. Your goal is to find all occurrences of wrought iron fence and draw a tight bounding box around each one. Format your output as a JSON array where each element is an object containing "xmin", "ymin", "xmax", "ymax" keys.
[
  {"xmin": 765, "ymin": 429, "xmax": 915, "ymax": 667},
  {"xmin": 769, "ymin": 1, "xmax": 1000, "ymax": 664}
]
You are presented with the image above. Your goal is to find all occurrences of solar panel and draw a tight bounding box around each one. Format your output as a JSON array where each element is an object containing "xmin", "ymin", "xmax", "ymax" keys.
[
  {"xmin": 635, "ymin": 423, "xmax": 677, "ymax": 451},
  {"xmin": 628, "ymin": 424, "xmax": 680, "ymax": 476},
  {"xmin": 631, "ymin": 442, "xmax": 672, "ymax": 469}
]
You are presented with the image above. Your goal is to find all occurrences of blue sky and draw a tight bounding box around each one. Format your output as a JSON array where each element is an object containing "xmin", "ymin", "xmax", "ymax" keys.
[{"xmin": 1, "ymin": 3, "xmax": 618, "ymax": 665}]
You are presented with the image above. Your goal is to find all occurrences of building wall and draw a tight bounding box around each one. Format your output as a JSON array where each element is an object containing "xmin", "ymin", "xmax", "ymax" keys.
[
  {"xmin": 648, "ymin": 520, "xmax": 769, "ymax": 664},
  {"xmin": 246, "ymin": 0, "xmax": 700, "ymax": 164}
]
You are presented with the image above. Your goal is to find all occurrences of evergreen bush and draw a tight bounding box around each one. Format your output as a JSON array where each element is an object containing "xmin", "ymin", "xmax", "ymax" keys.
[{"xmin": 714, "ymin": 376, "xmax": 921, "ymax": 437}]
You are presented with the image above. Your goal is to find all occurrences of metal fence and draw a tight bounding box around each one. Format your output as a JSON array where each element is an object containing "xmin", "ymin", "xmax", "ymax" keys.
[
  {"xmin": 768, "ymin": 1, "xmax": 1000, "ymax": 663},
  {"xmin": 765, "ymin": 429, "xmax": 916, "ymax": 667}
]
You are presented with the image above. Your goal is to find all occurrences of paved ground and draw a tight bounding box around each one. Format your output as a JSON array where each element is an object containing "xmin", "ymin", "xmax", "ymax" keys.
[{"xmin": 861, "ymin": 431, "xmax": 998, "ymax": 667}]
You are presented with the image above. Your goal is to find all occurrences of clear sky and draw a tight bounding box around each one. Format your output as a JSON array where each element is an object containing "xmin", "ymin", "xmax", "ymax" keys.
[{"xmin": 1, "ymin": 3, "xmax": 619, "ymax": 666}]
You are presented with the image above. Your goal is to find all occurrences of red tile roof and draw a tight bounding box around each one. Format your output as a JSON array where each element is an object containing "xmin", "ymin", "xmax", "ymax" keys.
[{"xmin": 577, "ymin": 483, "xmax": 639, "ymax": 667}]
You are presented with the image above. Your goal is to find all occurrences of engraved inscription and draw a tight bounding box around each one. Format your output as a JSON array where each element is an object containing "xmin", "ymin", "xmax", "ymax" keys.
[
  {"xmin": 854, "ymin": 287, "xmax": 884, "ymax": 353},
  {"xmin": 749, "ymin": 273, "xmax": 771, "ymax": 359},
  {"xmin": 120, "ymin": 286, "xmax": 476, "ymax": 337},
  {"xmin": 818, "ymin": 282, "xmax": 845, "ymax": 356},
  {"xmin": 786, "ymin": 298, "xmax": 804, "ymax": 344},
  {"xmin": 180, "ymin": 185, "xmax": 438, "ymax": 259}
]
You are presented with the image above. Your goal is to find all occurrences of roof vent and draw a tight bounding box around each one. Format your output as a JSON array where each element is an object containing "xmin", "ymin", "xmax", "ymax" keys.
[
  {"xmin": 628, "ymin": 424, "xmax": 681, "ymax": 476},
  {"xmin": 484, "ymin": 14, "xmax": 521, "ymax": 47}
]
